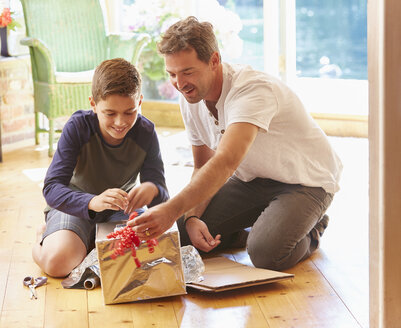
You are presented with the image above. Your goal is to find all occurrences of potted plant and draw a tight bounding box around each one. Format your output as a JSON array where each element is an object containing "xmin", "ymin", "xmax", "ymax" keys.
[{"xmin": 0, "ymin": 7, "xmax": 22, "ymax": 56}]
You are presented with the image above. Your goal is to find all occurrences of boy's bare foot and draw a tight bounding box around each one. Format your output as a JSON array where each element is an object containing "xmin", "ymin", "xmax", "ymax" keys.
[{"xmin": 36, "ymin": 223, "xmax": 46, "ymax": 243}]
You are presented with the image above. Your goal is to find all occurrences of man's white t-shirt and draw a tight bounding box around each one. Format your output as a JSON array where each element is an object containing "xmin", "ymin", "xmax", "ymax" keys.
[{"xmin": 180, "ymin": 63, "xmax": 343, "ymax": 194}]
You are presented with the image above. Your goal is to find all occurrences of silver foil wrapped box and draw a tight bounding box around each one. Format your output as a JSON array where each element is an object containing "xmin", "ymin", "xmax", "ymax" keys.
[{"xmin": 95, "ymin": 221, "xmax": 187, "ymax": 304}]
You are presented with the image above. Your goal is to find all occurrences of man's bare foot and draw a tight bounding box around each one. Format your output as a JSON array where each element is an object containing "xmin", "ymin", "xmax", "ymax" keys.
[{"xmin": 36, "ymin": 223, "xmax": 46, "ymax": 243}]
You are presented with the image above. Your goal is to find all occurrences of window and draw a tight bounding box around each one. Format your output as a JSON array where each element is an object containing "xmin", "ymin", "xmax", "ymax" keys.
[
  {"xmin": 296, "ymin": 0, "xmax": 367, "ymax": 80},
  {"xmin": 119, "ymin": 0, "xmax": 368, "ymax": 117}
]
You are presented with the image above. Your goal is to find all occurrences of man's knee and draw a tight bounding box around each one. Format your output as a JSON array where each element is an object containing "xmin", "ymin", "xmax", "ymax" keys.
[
  {"xmin": 247, "ymin": 237, "xmax": 298, "ymax": 271},
  {"xmin": 247, "ymin": 239, "xmax": 282, "ymax": 271}
]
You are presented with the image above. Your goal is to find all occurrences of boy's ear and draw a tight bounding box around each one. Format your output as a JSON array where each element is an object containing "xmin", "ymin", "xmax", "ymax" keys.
[
  {"xmin": 89, "ymin": 96, "xmax": 96, "ymax": 112},
  {"xmin": 138, "ymin": 94, "xmax": 143, "ymax": 107}
]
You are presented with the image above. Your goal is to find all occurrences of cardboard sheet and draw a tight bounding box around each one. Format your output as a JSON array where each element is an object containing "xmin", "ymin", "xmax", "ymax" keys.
[{"xmin": 186, "ymin": 256, "xmax": 293, "ymax": 292}]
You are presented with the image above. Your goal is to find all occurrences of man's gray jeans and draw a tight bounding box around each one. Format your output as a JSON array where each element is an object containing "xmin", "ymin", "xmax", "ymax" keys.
[{"xmin": 177, "ymin": 176, "xmax": 333, "ymax": 271}]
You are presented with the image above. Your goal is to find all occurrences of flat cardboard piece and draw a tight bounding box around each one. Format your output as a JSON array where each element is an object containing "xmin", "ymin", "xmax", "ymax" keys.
[{"xmin": 186, "ymin": 256, "xmax": 293, "ymax": 292}]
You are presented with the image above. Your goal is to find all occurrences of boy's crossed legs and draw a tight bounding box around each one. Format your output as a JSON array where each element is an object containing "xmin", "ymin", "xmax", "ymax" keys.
[{"xmin": 33, "ymin": 228, "xmax": 87, "ymax": 278}]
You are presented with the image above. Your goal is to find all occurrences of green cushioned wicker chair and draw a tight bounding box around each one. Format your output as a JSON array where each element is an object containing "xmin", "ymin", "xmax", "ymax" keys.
[{"xmin": 19, "ymin": 0, "xmax": 150, "ymax": 156}]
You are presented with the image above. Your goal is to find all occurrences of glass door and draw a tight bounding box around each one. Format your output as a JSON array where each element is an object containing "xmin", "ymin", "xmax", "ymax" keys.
[
  {"xmin": 290, "ymin": 0, "xmax": 368, "ymax": 117},
  {"xmin": 216, "ymin": 0, "xmax": 368, "ymax": 118}
]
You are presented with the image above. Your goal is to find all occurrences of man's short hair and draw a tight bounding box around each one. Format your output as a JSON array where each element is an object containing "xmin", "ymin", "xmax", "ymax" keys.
[
  {"xmin": 157, "ymin": 16, "xmax": 220, "ymax": 63},
  {"xmin": 92, "ymin": 58, "xmax": 142, "ymax": 103}
]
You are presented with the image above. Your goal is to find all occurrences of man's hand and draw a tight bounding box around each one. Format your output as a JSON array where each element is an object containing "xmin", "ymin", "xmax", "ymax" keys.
[
  {"xmin": 127, "ymin": 203, "xmax": 177, "ymax": 240},
  {"xmin": 125, "ymin": 182, "xmax": 158, "ymax": 214},
  {"xmin": 185, "ymin": 217, "xmax": 221, "ymax": 252},
  {"xmin": 88, "ymin": 188, "xmax": 128, "ymax": 212}
]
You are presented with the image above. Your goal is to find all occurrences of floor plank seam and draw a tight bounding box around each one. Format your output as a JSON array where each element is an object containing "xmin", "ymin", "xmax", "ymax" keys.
[
  {"xmin": 251, "ymin": 286, "xmax": 272, "ymax": 328},
  {"xmin": 310, "ymin": 258, "xmax": 364, "ymax": 328},
  {"xmin": 0, "ymin": 247, "xmax": 14, "ymax": 320}
]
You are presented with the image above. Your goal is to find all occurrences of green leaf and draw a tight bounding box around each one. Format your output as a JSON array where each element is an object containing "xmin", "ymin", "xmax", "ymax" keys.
[{"xmin": 7, "ymin": 20, "xmax": 22, "ymax": 32}]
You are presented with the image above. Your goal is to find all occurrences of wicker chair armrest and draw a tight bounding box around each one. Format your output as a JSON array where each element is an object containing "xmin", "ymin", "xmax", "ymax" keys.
[{"xmin": 20, "ymin": 37, "xmax": 56, "ymax": 83}]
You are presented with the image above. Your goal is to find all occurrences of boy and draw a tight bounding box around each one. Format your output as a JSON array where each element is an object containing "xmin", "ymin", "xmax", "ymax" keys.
[{"xmin": 33, "ymin": 58, "xmax": 169, "ymax": 277}]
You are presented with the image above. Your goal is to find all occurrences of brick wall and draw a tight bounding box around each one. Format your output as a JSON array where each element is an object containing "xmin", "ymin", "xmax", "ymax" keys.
[{"xmin": 0, "ymin": 56, "xmax": 34, "ymax": 146}]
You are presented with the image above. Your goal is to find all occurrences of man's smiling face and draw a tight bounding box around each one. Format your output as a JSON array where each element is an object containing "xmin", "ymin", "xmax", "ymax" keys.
[{"xmin": 165, "ymin": 48, "xmax": 218, "ymax": 104}]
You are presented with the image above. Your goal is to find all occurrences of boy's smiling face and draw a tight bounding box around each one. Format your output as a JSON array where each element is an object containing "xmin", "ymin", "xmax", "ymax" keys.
[{"xmin": 90, "ymin": 94, "xmax": 142, "ymax": 145}]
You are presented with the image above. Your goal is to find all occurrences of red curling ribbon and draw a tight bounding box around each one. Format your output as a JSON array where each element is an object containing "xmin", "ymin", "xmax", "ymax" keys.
[
  {"xmin": 107, "ymin": 211, "xmax": 158, "ymax": 268},
  {"xmin": 134, "ymin": 257, "xmax": 141, "ymax": 268}
]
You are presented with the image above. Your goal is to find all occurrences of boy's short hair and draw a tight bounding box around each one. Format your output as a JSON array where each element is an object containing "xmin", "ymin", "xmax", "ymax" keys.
[
  {"xmin": 92, "ymin": 58, "xmax": 142, "ymax": 103},
  {"xmin": 157, "ymin": 16, "xmax": 220, "ymax": 64}
]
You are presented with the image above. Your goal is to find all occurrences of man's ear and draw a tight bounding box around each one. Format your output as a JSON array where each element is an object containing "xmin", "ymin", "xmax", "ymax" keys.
[
  {"xmin": 210, "ymin": 51, "xmax": 220, "ymax": 70},
  {"xmin": 89, "ymin": 96, "xmax": 96, "ymax": 112}
]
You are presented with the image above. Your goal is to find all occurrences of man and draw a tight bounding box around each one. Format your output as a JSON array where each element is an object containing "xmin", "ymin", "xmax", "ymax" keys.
[{"xmin": 129, "ymin": 16, "xmax": 342, "ymax": 271}]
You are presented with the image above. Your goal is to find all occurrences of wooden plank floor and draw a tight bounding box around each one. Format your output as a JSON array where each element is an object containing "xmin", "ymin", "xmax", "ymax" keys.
[{"xmin": 0, "ymin": 131, "xmax": 368, "ymax": 328}]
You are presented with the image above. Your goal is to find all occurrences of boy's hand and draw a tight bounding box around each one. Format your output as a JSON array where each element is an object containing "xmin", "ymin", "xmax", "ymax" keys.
[
  {"xmin": 88, "ymin": 188, "xmax": 128, "ymax": 212},
  {"xmin": 125, "ymin": 182, "xmax": 159, "ymax": 214},
  {"xmin": 185, "ymin": 218, "xmax": 221, "ymax": 252}
]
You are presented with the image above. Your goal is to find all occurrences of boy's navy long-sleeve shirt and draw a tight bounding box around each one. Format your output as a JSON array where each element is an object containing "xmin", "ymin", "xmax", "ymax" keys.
[{"xmin": 43, "ymin": 110, "xmax": 169, "ymax": 220}]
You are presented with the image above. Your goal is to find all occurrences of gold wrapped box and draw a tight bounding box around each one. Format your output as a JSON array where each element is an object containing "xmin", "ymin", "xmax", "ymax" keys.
[{"xmin": 96, "ymin": 221, "xmax": 187, "ymax": 304}]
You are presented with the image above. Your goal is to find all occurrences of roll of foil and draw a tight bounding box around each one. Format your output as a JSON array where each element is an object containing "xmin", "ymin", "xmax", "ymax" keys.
[
  {"xmin": 61, "ymin": 248, "xmax": 100, "ymax": 290},
  {"xmin": 181, "ymin": 245, "xmax": 205, "ymax": 283},
  {"xmin": 84, "ymin": 275, "xmax": 100, "ymax": 290}
]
